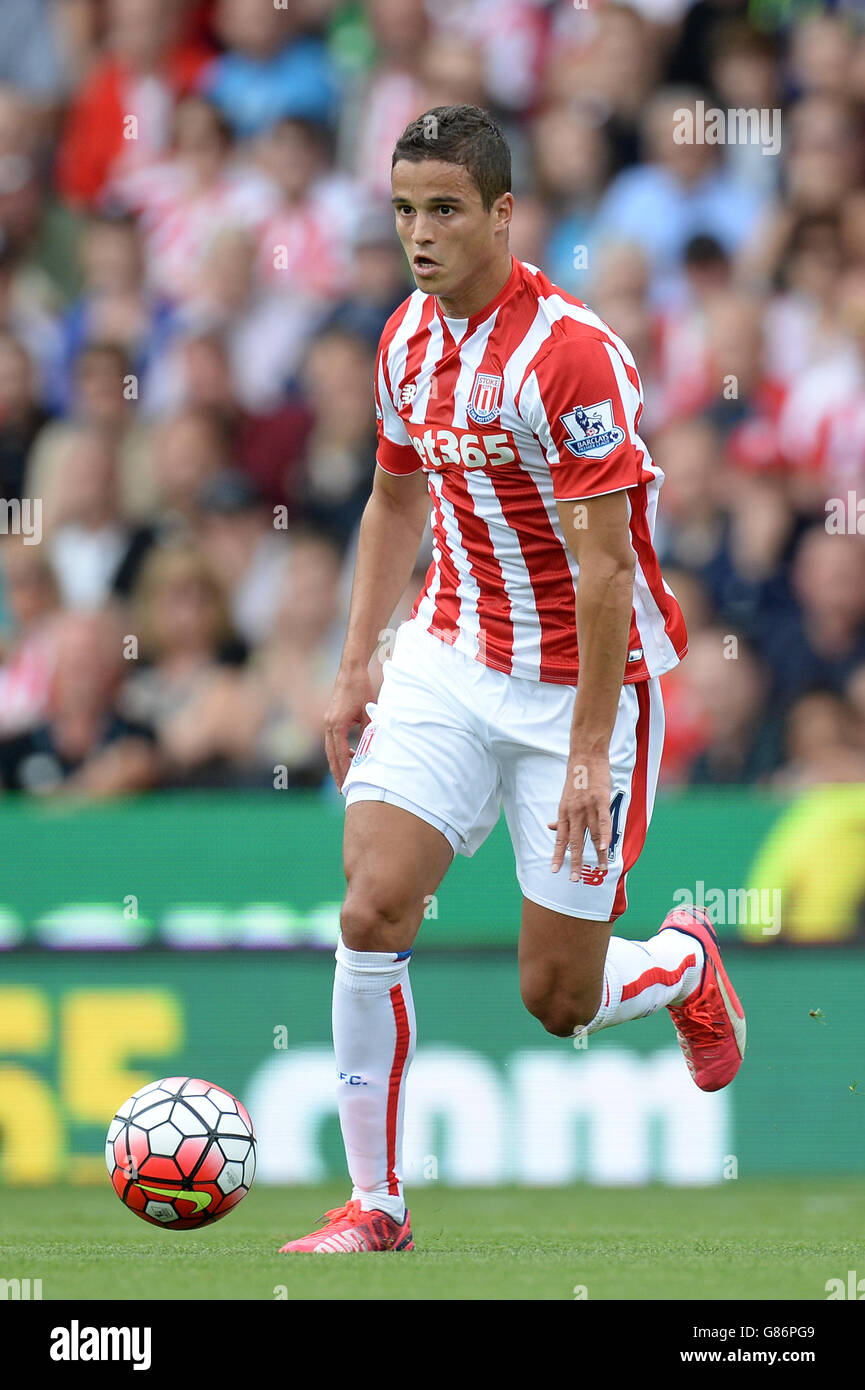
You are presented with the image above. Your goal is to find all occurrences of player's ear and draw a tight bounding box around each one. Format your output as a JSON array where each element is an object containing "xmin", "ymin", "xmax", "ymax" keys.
[{"xmin": 493, "ymin": 192, "xmax": 514, "ymax": 232}]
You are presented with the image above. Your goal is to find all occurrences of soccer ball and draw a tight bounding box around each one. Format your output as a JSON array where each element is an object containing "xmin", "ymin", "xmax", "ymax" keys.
[{"xmin": 106, "ymin": 1077, "xmax": 256, "ymax": 1229}]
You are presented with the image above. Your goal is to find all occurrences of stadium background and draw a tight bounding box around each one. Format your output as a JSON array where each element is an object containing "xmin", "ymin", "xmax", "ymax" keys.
[{"xmin": 0, "ymin": 0, "xmax": 864, "ymax": 1208}]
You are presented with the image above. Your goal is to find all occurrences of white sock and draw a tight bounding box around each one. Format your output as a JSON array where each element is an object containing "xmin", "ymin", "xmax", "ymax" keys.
[
  {"xmin": 332, "ymin": 935, "xmax": 415, "ymax": 1223},
  {"xmin": 579, "ymin": 928, "xmax": 704, "ymax": 1036}
]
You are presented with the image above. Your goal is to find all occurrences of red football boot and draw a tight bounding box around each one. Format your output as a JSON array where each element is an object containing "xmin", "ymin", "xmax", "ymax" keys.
[
  {"xmin": 660, "ymin": 905, "xmax": 746, "ymax": 1092},
  {"xmin": 279, "ymin": 1200, "xmax": 413, "ymax": 1253}
]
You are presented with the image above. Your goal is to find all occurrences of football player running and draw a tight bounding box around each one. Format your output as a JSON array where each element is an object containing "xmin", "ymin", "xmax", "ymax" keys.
[{"xmin": 280, "ymin": 105, "xmax": 745, "ymax": 1256}]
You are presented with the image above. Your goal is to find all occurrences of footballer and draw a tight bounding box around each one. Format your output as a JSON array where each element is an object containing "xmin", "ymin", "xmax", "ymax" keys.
[{"xmin": 280, "ymin": 105, "xmax": 746, "ymax": 1255}]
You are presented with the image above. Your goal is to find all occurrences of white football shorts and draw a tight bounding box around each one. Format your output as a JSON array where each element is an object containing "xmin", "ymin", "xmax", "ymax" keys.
[{"xmin": 342, "ymin": 618, "xmax": 665, "ymax": 922}]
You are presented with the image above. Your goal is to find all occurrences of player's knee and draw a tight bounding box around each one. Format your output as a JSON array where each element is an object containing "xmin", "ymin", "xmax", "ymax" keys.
[
  {"xmin": 340, "ymin": 883, "xmax": 413, "ymax": 953},
  {"xmin": 521, "ymin": 979, "xmax": 601, "ymax": 1037}
]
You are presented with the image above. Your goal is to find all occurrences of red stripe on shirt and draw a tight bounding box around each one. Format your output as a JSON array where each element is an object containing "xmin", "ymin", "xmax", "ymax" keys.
[
  {"xmin": 421, "ymin": 479, "xmax": 462, "ymax": 642},
  {"xmin": 487, "ymin": 464, "xmax": 575, "ymax": 677},
  {"xmin": 439, "ymin": 468, "xmax": 516, "ymax": 663},
  {"xmin": 419, "ymin": 314, "xmax": 476, "ymax": 646}
]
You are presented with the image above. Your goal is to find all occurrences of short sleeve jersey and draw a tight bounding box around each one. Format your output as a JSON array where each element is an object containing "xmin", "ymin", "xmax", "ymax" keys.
[{"xmin": 374, "ymin": 257, "xmax": 687, "ymax": 684}]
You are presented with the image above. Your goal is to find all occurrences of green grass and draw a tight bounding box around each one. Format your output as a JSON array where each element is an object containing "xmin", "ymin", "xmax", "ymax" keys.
[{"xmin": 1, "ymin": 1180, "xmax": 861, "ymax": 1300}]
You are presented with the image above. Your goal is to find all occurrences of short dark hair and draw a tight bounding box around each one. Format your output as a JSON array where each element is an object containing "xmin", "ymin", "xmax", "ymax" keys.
[{"xmin": 392, "ymin": 105, "xmax": 511, "ymax": 212}]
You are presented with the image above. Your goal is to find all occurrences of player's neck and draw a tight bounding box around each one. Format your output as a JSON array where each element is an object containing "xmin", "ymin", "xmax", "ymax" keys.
[{"xmin": 436, "ymin": 254, "xmax": 514, "ymax": 321}]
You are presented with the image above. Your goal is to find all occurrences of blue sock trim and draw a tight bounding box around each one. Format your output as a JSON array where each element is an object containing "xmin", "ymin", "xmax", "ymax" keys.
[{"xmin": 395, "ymin": 949, "xmax": 412, "ymax": 960}]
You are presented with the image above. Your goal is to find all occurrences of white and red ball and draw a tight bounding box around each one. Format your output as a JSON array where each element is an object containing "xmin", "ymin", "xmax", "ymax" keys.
[{"xmin": 106, "ymin": 1077, "xmax": 256, "ymax": 1229}]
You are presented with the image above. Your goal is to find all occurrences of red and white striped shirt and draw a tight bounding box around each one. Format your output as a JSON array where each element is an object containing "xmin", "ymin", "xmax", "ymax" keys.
[{"xmin": 375, "ymin": 257, "xmax": 687, "ymax": 685}]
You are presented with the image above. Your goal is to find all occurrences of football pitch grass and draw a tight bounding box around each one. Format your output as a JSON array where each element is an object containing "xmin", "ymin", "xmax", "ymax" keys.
[{"xmin": 2, "ymin": 1178, "xmax": 862, "ymax": 1301}]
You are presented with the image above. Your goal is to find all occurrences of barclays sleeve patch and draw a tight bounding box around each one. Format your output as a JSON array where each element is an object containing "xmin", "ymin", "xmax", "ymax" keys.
[{"xmin": 559, "ymin": 399, "xmax": 626, "ymax": 460}]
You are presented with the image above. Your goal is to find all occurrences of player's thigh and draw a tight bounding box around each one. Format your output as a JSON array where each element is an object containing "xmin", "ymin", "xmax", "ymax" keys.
[
  {"xmin": 341, "ymin": 621, "xmax": 501, "ymax": 858},
  {"xmin": 504, "ymin": 677, "xmax": 665, "ymax": 925},
  {"xmin": 341, "ymin": 798, "xmax": 455, "ymax": 953},
  {"xmin": 518, "ymin": 897, "xmax": 613, "ymax": 1033}
]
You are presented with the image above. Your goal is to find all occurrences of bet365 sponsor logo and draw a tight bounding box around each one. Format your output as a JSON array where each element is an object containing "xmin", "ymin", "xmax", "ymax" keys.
[{"xmin": 409, "ymin": 426, "xmax": 515, "ymax": 471}]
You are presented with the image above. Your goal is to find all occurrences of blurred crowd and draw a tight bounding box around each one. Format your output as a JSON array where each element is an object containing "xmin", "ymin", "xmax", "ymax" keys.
[{"xmin": 0, "ymin": 0, "xmax": 864, "ymax": 798}]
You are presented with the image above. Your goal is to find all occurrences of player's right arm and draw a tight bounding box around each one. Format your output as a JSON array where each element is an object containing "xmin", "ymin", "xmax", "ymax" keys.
[{"xmin": 325, "ymin": 335, "xmax": 429, "ymax": 789}]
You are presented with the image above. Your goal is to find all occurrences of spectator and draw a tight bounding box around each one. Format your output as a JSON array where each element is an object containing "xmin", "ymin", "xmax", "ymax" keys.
[
  {"xmin": 788, "ymin": 14, "xmax": 853, "ymax": 100},
  {"xmin": 700, "ymin": 292, "xmax": 786, "ymax": 471},
  {"xmin": 150, "ymin": 407, "xmax": 229, "ymax": 532},
  {"xmin": 739, "ymin": 94, "xmax": 862, "ymax": 287},
  {"xmin": 56, "ymin": 0, "xmax": 213, "ymax": 207},
  {"xmin": 702, "ymin": 473, "xmax": 796, "ymax": 643},
  {"xmin": 109, "ymin": 93, "xmax": 276, "ymax": 304},
  {"xmin": 196, "ymin": 469, "xmax": 290, "ymax": 646},
  {"xmin": 146, "ymin": 225, "xmax": 311, "ymax": 412},
  {"xmin": 318, "ymin": 201, "xmax": 412, "ymax": 350},
  {"xmin": 231, "ymin": 529, "xmax": 344, "ymax": 787},
  {"xmin": 293, "ymin": 327, "xmax": 377, "ymax": 549},
  {"xmin": 46, "ymin": 425, "xmax": 153, "ymax": 607},
  {"xmin": 777, "ymin": 264, "xmax": 865, "ymax": 498},
  {"xmin": 653, "ymin": 417, "xmax": 726, "ymax": 572},
  {"xmin": 0, "ymin": 331, "xmax": 48, "ymax": 501},
  {"xmin": 420, "ymin": 32, "xmax": 486, "ymax": 114},
  {"xmin": 200, "ymin": 0, "xmax": 339, "ymax": 139},
  {"xmin": 51, "ymin": 213, "xmax": 176, "ymax": 417},
  {"xmin": 0, "ymin": 236, "xmax": 62, "ymax": 402},
  {"xmin": 340, "ymin": 0, "xmax": 429, "ymax": 197},
  {"xmin": 0, "ymin": 536, "xmax": 61, "ymax": 736},
  {"xmin": 588, "ymin": 240, "xmax": 656, "ymax": 394},
  {"xmin": 147, "ymin": 338, "xmax": 313, "ymax": 513},
  {"xmin": 0, "ymin": 0, "xmax": 862, "ymax": 799},
  {"xmin": 26, "ymin": 340, "xmax": 153, "ymax": 528},
  {"xmin": 532, "ymin": 104, "xmax": 611, "ymax": 295},
  {"xmin": 763, "ymin": 528, "xmax": 865, "ymax": 709},
  {"xmin": 121, "ymin": 541, "xmax": 247, "ymax": 785},
  {"xmin": 0, "ymin": 0, "xmax": 65, "ymax": 105},
  {"xmin": 255, "ymin": 117, "xmax": 355, "ymax": 301},
  {"xmin": 0, "ymin": 84, "xmax": 57, "ymax": 277},
  {"xmin": 549, "ymin": 3, "xmax": 663, "ymax": 173},
  {"xmin": 0, "ymin": 606, "xmax": 159, "ymax": 795},
  {"xmin": 773, "ymin": 686, "xmax": 865, "ymax": 790},
  {"xmin": 706, "ymin": 21, "xmax": 781, "ymax": 193},
  {"xmin": 676, "ymin": 627, "xmax": 782, "ymax": 784},
  {"xmin": 656, "ymin": 568, "xmax": 714, "ymax": 785},
  {"xmin": 594, "ymin": 86, "xmax": 768, "ymax": 302},
  {"xmin": 761, "ymin": 212, "xmax": 846, "ymax": 388}
]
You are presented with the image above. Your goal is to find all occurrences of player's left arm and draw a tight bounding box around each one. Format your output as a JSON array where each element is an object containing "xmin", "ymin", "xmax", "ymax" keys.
[
  {"xmin": 551, "ymin": 489, "xmax": 635, "ymax": 878},
  {"xmin": 523, "ymin": 332, "xmax": 643, "ymax": 878}
]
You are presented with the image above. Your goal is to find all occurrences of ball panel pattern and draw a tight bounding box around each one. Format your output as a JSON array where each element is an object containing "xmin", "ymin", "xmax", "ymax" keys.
[{"xmin": 106, "ymin": 1077, "xmax": 256, "ymax": 1230}]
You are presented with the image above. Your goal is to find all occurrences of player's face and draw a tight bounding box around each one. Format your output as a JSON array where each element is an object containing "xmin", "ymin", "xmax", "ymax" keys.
[{"xmin": 391, "ymin": 159, "xmax": 510, "ymax": 305}]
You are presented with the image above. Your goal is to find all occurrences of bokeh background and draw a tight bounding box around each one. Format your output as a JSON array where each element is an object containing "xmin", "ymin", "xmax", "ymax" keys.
[{"xmin": 0, "ymin": 0, "xmax": 863, "ymax": 1199}]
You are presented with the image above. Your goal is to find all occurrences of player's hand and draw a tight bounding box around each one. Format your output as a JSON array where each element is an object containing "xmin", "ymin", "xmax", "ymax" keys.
[
  {"xmin": 324, "ymin": 662, "xmax": 375, "ymax": 790},
  {"xmin": 549, "ymin": 750, "xmax": 612, "ymax": 880}
]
